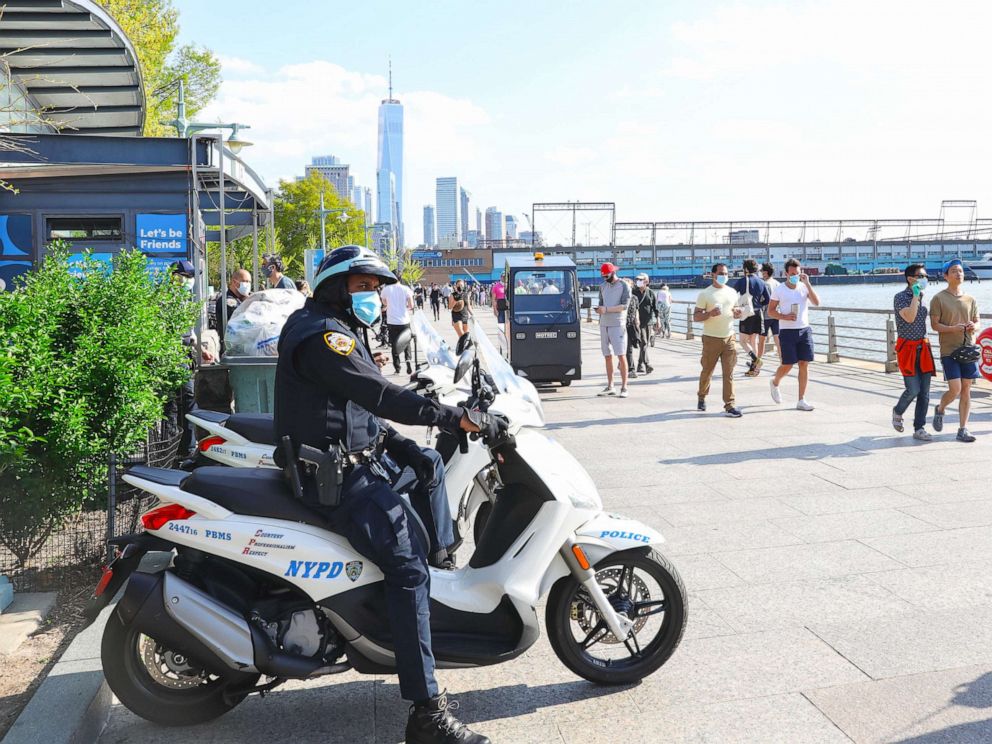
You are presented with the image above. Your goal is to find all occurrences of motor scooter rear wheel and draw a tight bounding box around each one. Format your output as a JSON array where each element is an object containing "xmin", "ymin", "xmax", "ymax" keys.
[
  {"xmin": 101, "ymin": 611, "xmax": 258, "ymax": 726},
  {"xmin": 546, "ymin": 548, "xmax": 686, "ymax": 685}
]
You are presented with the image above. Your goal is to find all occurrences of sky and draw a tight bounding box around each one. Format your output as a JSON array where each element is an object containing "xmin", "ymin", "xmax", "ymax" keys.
[{"xmin": 174, "ymin": 0, "xmax": 992, "ymax": 246}]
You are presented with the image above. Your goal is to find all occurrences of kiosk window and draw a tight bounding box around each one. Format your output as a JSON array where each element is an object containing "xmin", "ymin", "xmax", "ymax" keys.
[
  {"xmin": 47, "ymin": 217, "xmax": 122, "ymax": 242},
  {"xmin": 511, "ymin": 270, "xmax": 576, "ymax": 324}
]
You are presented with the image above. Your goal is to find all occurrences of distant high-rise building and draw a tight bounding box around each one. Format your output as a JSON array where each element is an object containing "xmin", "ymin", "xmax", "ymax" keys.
[
  {"xmin": 520, "ymin": 230, "xmax": 544, "ymax": 246},
  {"xmin": 306, "ymin": 155, "xmax": 350, "ymax": 199},
  {"xmin": 505, "ymin": 215, "xmax": 518, "ymax": 240},
  {"xmin": 363, "ymin": 188, "xmax": 373, "ymax": 221},
  {"xmin": 460, "ymin": 188, "xmax": 470, "ymax": 241},
  {"xmin": 485, "ymin": 207, "xmax": 503, "ymax": 242},
  {"xmin": 376, "ymin": 63, "xmax": 404, "ymax": 246},
  {"xmin": 351, "ymin": 185, "xmax": 363, "ymax": 209},
  {"xmin": 423, "ymin": 205, "xmax": 436, "ymax": 247},
  {"xmin": 436, "ymin": 177, "xmax": 461, "ymax": 248},
  {"xmin": 476, "ymin": 207, "xmax": 482, "ymax": 234},
  {"xmin": 465, "ymin": 229, "xmax": 481, "ymax": 248}
]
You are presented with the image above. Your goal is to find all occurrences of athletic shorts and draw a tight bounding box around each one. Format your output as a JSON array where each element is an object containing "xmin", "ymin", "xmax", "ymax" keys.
[
  {"xmin": 941, "ymin": 355, "xmax": 979, "ymax": 381},
  {"xmin": 764, "ymin": 317, "xmax": 780, "ymax": 336},
  {"xmin": 779, "ymin": 327, "xmax": 815, "ymax": 365},
  {"xmin": 739, "ymin": 315, "xmax": 763, "ymax": 336},
  {"xmin": 600, "ymin": 325, "xmax": 627, "ymax": 357}
]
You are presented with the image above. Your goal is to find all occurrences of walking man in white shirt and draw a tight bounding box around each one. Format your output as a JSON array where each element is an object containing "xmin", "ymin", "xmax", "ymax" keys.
[
  {"xmin": 381, "ymin": 275, "xmax": 415, "ymax": 375},
  {"xmin": 768, "ymin": 258, "xmax": 820, "ymax": 410}
]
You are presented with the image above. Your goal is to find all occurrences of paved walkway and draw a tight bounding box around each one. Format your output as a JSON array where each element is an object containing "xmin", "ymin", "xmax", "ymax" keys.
[{"xmin": 100, "ymin": 313, "xmax": 992, "ymax": 744}]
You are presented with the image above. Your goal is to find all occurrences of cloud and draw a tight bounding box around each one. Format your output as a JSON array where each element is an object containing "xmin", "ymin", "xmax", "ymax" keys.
[
  {"xmin": 544, "ymin": 146, "xmax": 597, "ymax": 167},
  {"xmin": 198, "ymin": 61, "xmax": 494, "ymax": 238},
  {"xmin": 217, "ymin": 54, "xmax": 264, "ymax": 77}
]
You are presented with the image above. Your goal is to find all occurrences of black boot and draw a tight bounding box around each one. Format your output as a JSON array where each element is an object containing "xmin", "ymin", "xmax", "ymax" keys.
[{"xmin": 406, "ymin": 691, "xmax": 491, "ymax": 743}]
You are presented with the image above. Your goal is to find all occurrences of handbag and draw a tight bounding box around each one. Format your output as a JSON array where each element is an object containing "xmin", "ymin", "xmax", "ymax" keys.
[
  {"xmin": 736, "ymin": 276, "xmax": 755, "ymax": 320},
  {"xmin": 950, "ymin": 330, "xmax": 981, "ymax": 364}
]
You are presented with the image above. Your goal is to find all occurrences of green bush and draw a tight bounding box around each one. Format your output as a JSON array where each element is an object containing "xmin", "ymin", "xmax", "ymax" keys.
[{"xmin": 0, "ymin": 244, "xmax": 198, "ymax": 566}]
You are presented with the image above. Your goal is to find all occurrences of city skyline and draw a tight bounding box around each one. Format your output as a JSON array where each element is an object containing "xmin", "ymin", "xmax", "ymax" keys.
[{"xmin": 376, "ymin": 65, "xmax": 403, "ymax": 247}]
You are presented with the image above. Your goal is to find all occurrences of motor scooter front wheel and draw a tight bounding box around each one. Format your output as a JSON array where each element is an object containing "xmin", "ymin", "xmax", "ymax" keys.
[
  {"xmin": 101, "ymin": 611, "xmax": 258, "ymax": 726},
  {"xmin": 546, "ymin": 548, "xmax": 686, "ymax": 685}
]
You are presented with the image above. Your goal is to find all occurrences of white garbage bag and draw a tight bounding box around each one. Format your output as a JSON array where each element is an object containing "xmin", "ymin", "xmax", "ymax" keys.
[{"xmin": 224, "ymin": 288, "xmax": 305, "ymax": 356}]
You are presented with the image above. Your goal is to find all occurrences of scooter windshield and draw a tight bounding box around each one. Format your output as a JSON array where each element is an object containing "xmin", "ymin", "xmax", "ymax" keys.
[
  {"xmin": 471, "ymin": 321, "xmax": 546, "ymax": 428},
  {"xmin": 411, "ymin": 310, "xmax": 458, "ymax": 369}
]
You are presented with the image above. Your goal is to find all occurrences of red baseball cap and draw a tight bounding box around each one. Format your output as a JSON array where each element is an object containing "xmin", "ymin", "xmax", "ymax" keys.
[{"xmin": 600, "ymin": 262, "xmax": 618, "ymax": 277}]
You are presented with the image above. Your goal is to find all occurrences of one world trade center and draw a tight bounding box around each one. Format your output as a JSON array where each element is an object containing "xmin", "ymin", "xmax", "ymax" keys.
[{"xmin": 376, "ymin": 64, "xmax": 403, "ymax": 249}]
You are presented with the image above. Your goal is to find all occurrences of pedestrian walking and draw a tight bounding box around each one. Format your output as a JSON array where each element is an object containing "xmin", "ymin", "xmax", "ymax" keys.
[
  {"xmin": 429, "ymin": 282, "xmax": 442, "ymax": 321},
  {"xmin": 892, "ymin": 263, "xmax": 935, "ymax": 441},
  {"xmin": 624, "ymin": 278, "xmax": 641, "ymax": 379},
  {"xmin": 759, "ymin": 262, "xmax": 782, "ymax": 361},
  {"xmin": 694, "ymin": 264, "xmax": 744, "ymax": 417},
  {"xmin": 440, "ymin": 281, "xmax": 453, "ymax": 312},
  {"xmin": 381, "ymin": 274, "xmax": 416, "ymax": 375},
  {"xmin": 633, "ymin": 272, "xmax": 657, "ymax": 374},
  {"xmin": 768, "ymin": 258, "xmax": 820, "ymax": 410},
  {"xmin": 414, "ymin": 284, "xmax": 425, "ymax": 310},
  {"xmin": 732, "ymin": 259, "xmax": 769, "ymax": 376},
  {"xmin": 491, "ymin": 277, "xmax": 507, "ymax": 325},
  {"xmin": 655, "ymin": 284, "xmax": 672, "ymax": 338},
  {"xmin": 930, "ymin": 258, "xmax": 981, "ymax": 442},
  {"xmin": 449, "ymin": 279, "xmax": 471, "ymax": 338},
  {"xmin": 596, "ymin": 262, "xmax": 630, "ymax": 398}
]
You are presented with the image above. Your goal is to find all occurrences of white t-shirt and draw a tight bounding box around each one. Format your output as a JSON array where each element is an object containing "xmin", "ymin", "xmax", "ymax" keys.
[
  {"xmin": 381, "ymin": 283, "xmax": 413, "ymax": 325},
  {"xmin": 541, "ymin": 284, "xmax": 560, "ymax": 294},
  {"xmin": 770, "ymin": 281, "xmax": 810, "ymax": 330},
  {"xmin": 656, "ymin": 289, "xmax": 672, "ymax": 306},
  {"xmin": 762, "ymin": 277, "xmax": 780, "ymax": 316}
]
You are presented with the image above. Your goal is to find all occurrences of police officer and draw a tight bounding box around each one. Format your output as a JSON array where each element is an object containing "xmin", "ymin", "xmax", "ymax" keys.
[{"xmin": 274, "ymin": 245, "xmax": 501, "ymax": 744}]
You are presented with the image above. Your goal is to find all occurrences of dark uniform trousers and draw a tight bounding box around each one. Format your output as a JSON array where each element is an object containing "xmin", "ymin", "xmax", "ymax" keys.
[{"xmin": 317, "ymin": 463, "xmax": 438, "ymax": 702}]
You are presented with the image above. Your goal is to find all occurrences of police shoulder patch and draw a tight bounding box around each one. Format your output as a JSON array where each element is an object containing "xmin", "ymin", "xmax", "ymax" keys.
[{"xmin": 323, "ymin": 331, "xmax": 355, "ymax": 356}]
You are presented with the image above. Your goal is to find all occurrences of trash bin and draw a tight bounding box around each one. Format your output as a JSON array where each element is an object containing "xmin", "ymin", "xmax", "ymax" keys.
[{"xmin": 223, "ymin": 355, "xmax": 278, "ymax": 413}]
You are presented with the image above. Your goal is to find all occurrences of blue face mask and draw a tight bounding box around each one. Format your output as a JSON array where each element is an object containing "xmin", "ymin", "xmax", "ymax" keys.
[
  {"xmin": 916, "ymin": 277, "xmax": 929, "ymax": 291},
  {"xmin": 350, "ymin": 290, "xmax": 381, "ymax": 326},
  {"xmin": 787, "ymin": 274, "xmax": 800, "ymax": 286},
  {"xmin": 715, "ymin": 274, "xmax": 728, "ymax": 286}
]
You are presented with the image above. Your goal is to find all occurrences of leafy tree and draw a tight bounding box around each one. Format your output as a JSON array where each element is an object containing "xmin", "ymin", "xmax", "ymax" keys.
[
  {"xmin": 384, "ymin": 248, "xmax": 424, "ymax": 286},
  {"xmin": 273, "ymin": 171, "xmax": 367, "ymax": 276},
  {"xmin": 97, "ymin": 0, "xmax": 221, "ymax": 137},
  {"xmin": 0, "ymin": 244, "xmax": 198, "ymax": 565}
]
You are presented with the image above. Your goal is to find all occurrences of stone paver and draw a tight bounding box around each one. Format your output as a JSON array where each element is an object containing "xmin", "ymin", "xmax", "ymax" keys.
[{"xmin": 97, "ymin": 314, "xmax": 992, "ymax": 743}]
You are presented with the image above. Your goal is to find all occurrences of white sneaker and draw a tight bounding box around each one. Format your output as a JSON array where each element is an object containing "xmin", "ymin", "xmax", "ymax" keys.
[
  {"xmin": 619, "ymin": 387, "xmax": 629, "ymax": 398},
  {"xmin": 598, "ymin": 386, "xmax": 617, "ymax": 397},
  {"xmin": 796, "ymin": 399, "xmax": 815, "ymax": 411},
  {"xmin": 913, "ymin": 428, "xmax": 933, "ymax": 442},
  {"xmin": 769, "ymin": 379, "xmax": 782, "ymax": 404}
]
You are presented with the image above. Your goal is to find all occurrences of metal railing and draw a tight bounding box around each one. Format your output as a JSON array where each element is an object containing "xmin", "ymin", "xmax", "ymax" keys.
[
  {"xmin": 584, "ymin": 299, "xmax": 990, "ymax": 371},
  {"xmin": 667, "ymin": 301, "xmax": 990, "ymax": 371}
]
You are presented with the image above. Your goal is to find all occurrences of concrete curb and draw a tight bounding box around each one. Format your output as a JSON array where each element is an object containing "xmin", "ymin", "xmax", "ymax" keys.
[{"xmin": 1, "ymin": 602, "xmax": 114, "ymax": 744}]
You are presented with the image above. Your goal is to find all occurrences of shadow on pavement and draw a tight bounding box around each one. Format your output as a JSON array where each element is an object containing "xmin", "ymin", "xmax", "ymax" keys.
[{"xmin": 893, "ymin": 672, "xmax": 992, "ymax": 743}]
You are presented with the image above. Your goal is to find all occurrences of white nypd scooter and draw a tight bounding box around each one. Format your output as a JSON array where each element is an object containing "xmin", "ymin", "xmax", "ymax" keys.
[
  {"xmin": 184, "ymin": 312, "xmax": 506, "ymax": 543},
  {"xmin": 83, "ymin": 323, "xmax": 687, "ymax": 727}
]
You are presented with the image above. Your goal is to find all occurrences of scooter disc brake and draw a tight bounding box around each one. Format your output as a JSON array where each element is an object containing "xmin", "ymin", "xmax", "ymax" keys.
[
  {"xmin": 571, "ymin": 568, "xmax": 651, "ymax": 645},
  {"xmin": 139, "ymin": 634, "xmax": 210, "ymax": 689}
]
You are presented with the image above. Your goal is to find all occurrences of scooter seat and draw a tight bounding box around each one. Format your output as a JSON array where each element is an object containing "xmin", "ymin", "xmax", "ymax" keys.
[
  {"xmin": 181, "ymin": 466, "xmax": 331, "ymax": 529},
  {"xmin": 225, "ymin": 413, "xmax": 276, "ymax": 446}
]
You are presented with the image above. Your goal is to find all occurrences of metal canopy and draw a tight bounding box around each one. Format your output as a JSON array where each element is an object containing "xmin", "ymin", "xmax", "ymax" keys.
[{"xmin": 0, "ymin": 0, "xmax": 145, "ymax": 135}]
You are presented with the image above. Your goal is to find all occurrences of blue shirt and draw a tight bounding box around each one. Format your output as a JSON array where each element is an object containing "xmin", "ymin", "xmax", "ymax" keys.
[{"xmin": 894, "ymin": 287, "xmax": 927, "ymax": 340}]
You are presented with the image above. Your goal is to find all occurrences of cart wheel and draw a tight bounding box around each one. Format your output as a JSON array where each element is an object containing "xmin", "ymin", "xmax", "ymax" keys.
[{"xmin": 561, "ymin": 379, "xmax": 572, "ymax": 387}]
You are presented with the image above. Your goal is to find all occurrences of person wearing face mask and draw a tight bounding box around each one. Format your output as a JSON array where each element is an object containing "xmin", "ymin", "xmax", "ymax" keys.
[
  {"xmin": 273, "ymin": 245, "xmax": 503, "ymax": 744},
  {"xmin": 693, "ymin": 263, "xmax": 744, "ymax": 417},
  {"xmin": 632, "ymin": 273, "xmax": 657, "ymax": 375},
  {"xmin": 263, "ymin": 254, "xmax": 297, "ymax": 290},
  {"xmin": 892, "ymin": 264, "xmax": 935, "ymax": 441},
  {"xmin": 214, "ymin": 268, "xmax": 252, "ymax": 352},
  {"xmin": 768, "ymin": 258, "xmax": 821, "ymax": 410},
  {"xmin": 596, "ymin": 262, "xmax": 631, "ymax": 397}
]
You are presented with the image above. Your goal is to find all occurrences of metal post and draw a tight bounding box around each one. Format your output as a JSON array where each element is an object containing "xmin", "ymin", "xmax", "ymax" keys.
[
  {"xmin": 218, "ymin": 136, "xmax": 228, "ymax": 341},
  {"xmin": 252, "ymin": 206, "xmax": 259, "ymax": 291},
  {"xmin": 685, "ymin": 306, "xmax": 694, "ymax": 340},
  {"xmin": 266, "ymin": 187, "xmax": 276, "ymax": 257},
  {"xmin": 320, "ymin": 190, "xmax": 327, "ymax": 252},
  {"xmin": 827, "ymin": 313, "xmax": 840, "ymax": 363},
  {"xmin": 884, "ymin": 317, "xmax": 898, "ymax": 373},
  {"xmin": 106, "ymin": 453, "xmax": 117, "ymax": 564}
]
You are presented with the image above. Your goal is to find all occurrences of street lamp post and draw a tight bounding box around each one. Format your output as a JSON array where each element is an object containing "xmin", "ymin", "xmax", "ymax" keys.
[
  {"xmin": 159, "ymin": 78, "xmax": 253, "ymax": 152},
  {"xmin": 318, "ymin": 190, "xmax": 351, "ymax": 252}
]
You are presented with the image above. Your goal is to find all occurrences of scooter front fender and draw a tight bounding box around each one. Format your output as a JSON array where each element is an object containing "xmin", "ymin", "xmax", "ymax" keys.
[{"xmin": 574, "ymin": 513, "xmax": 665, "ymax": 565}]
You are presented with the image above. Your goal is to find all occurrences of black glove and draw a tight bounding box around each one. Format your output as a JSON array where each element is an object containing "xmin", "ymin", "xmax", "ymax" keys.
[{"xmin": 463, "ymin": 408, "xmax": 510, "ymax": 444}]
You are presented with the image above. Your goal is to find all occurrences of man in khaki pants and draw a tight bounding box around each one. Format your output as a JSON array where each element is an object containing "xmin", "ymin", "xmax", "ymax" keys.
[{"xmin": 694, "ymin": 263, "xmax": 744, "ymax": 417}]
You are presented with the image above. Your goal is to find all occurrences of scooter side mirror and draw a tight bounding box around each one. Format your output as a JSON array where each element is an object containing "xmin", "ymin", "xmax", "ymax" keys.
[
  {"xmin": 394, "ymin": 327, "xmax": 413, "ymax": 353},
  {"xmin": 455, "ymin": 333, "xmax": 474, "ymax": 355},
  {"xmin": 453, "ymin": 349, "xmax": 474, "ymax": 384}
]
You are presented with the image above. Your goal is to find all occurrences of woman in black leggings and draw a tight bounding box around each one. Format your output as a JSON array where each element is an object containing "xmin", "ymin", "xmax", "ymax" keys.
[{"xmin": 429, "ymin": 283, "xmax": 442, "ymax": 320}]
